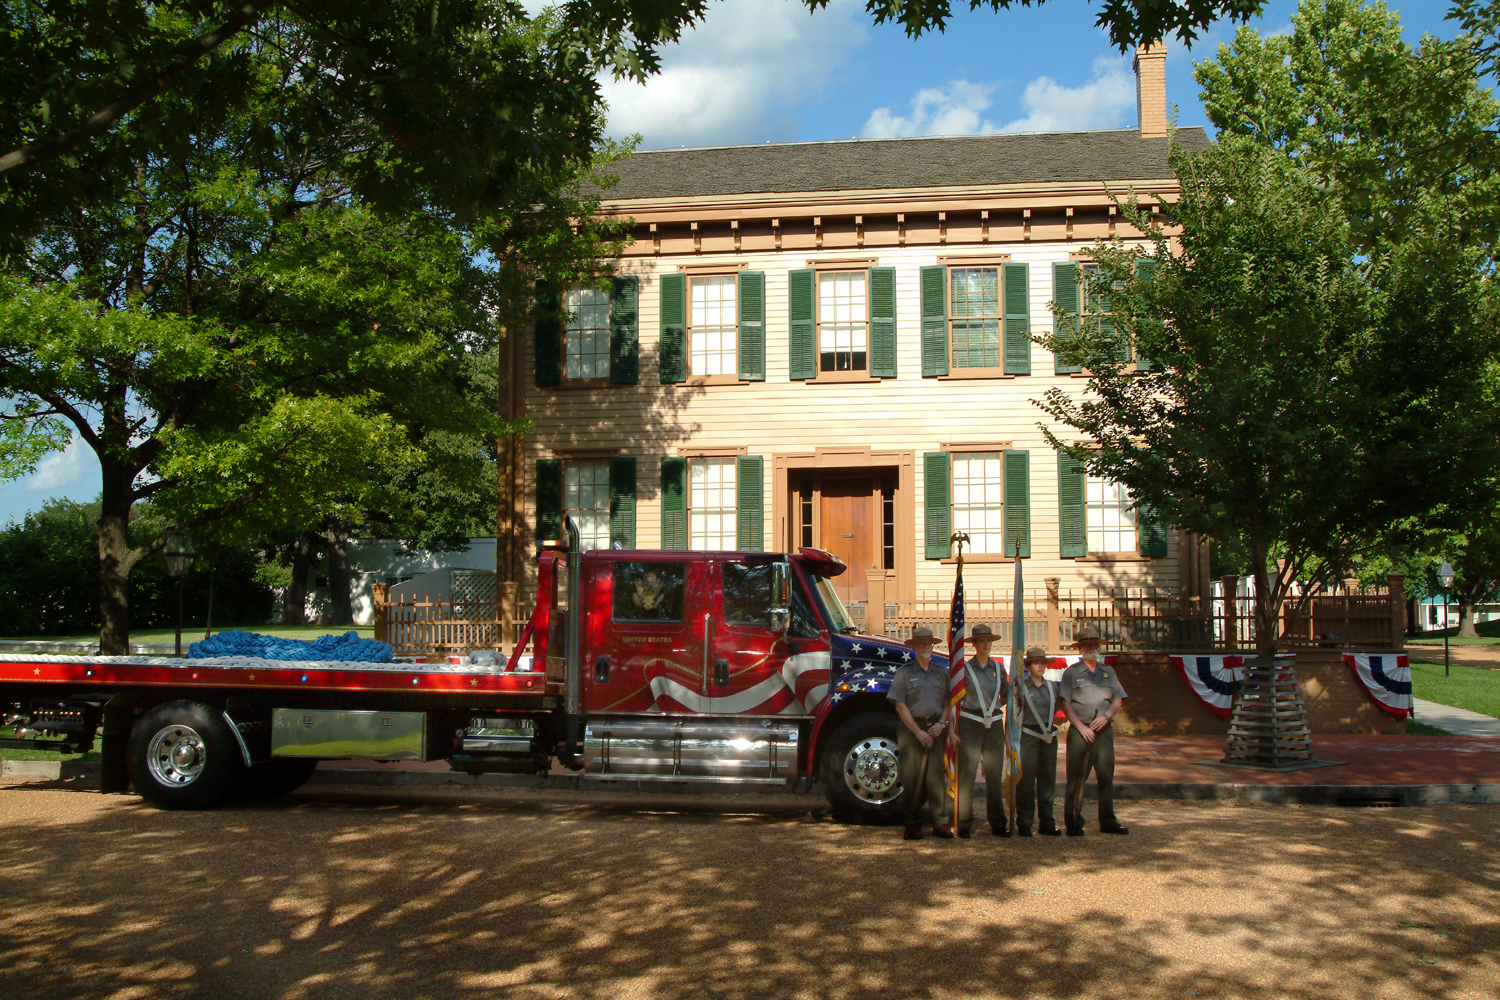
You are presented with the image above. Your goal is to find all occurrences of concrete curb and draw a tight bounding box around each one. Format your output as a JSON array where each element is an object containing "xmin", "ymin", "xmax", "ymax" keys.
[{"xmin": 5, "ymin": 761, "xmax": 1496, "ymax": 807}]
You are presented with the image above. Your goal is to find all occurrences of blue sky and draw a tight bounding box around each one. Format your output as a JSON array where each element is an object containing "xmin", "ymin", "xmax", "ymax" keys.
[{"xmin": 0, "ymin": 0, "xmax": 1464, "ymax": 525}]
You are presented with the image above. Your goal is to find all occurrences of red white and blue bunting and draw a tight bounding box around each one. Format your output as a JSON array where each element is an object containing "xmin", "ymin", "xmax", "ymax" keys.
[
  {"xmin": 1170, "ymin": 655, "xmax": 1244, "ymax": 719},
  {"xmin": 1343, "ymin": 653, "xmax": 1413, "ymax": 717}
]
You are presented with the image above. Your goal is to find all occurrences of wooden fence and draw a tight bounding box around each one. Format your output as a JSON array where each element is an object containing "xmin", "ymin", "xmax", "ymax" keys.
[
  {"xmin": 863, "ymin": 574, "xmax": 1406, "ymax": 653},
  {"xmin": 371, "ymin": 583, "xmax": 531, "ymax": 659}
]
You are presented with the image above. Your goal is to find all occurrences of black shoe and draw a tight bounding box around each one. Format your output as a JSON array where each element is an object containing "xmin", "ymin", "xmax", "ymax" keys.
[
  {"xmin": 1015, "ymin": 827, "xmax": 1033, "ymax": 837},
  {"xmin": 958, "ymin": 827, "xmax": 972, "ymax": 839},
  {"xmin": 904, "ymin": 824, "xmax": 923, "ymax": 841},
  {"xmin": 933, "ymin": 825, "xmax": 956, "ymax": 839},
  {"xmin": 992, "ymin": 825, "xmax": 1012, "ymax": 838},
  {"xmin": 1066, "ymin": 824, "xmax": 1085, "ymax": 837},
  {"xmin": 1100, "ymin": 823, "xmax": 1130, "ymax": 836},
  {"xmin": 1038, "ymin": 826, "xmax": 1062, "ymax": 837}
]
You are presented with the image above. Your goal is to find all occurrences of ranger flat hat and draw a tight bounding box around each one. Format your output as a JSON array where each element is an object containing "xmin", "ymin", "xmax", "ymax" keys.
[
  {"xmin": 967, "ymin": 624, "xmax": 995, "ymax": 641},
  {"xmin": 1023, "ymin": 646, "xmax": 1051, "ymax": 663},
  {"xmin": 909, "ymin": 626, "xmax": 939, "ymax": 644},
  {"xmin": 1071, "ymin": 626, "xmax": 1103, "ymax": 645}
]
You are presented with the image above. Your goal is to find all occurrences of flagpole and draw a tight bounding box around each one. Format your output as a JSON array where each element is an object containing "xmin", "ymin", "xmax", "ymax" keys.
[
  {"xmin": 1002, "ymin": 534, "xmax": 1026, "ymax": 832},
  {"xmin": 945, "ymin": 531, "xmax": 968, "ymax": 820}
]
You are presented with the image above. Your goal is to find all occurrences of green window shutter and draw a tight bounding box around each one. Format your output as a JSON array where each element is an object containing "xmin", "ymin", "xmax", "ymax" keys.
[
  {"xmin": 609, "ymin": 457, "xmax": 637, "ymax": 549},
  {"xmin": 609, "ymin": 276, "xmax": 639, "ymax": 384},
  {"xmin": 788, "ymin": 269, "xmax": 815, "ymax": 380},
  {"xmin": 535, "ymin": 459, "xmax": 562, "ymax": 542},
  {"xmin": 658, "ymin": 273, "xmax": 686, "ymax": 384},
  {"xmin": 737, "ymin": 271, "xmax": 766, "ymax": 381},
  {"xmin": 1052, "ymin": 262, "xmax": 1081, "ymax": 375},
  {"xmin": 660, "ymin": 457, "xmax": 687, "ymax": 550},
  {"xmin": 1002, "ymin": 261, "xmax": 1031, "ymax": 375},
  {"xmin": 1139, "ymin": 503, "xmax": 1169, "ymax": 558},
  {"xmin": 1003, "ymin": 450, "xmax": 1031, "ymax": 559},
  {"xmin": 1134, "ymin": 259, "xmax": 1159, "ymax": 372},
  {"xmin": 920, "ymin": 265, "xmax": 949, "ymax": 377},
  {"xmin": 1057, "ymin": 451, "xmax": 1087, "ymax": 558},
  {"xmin": 868, "ymin": 266, "xmax": 897, "ymax": 378},
  {"xmin": 735, "ymin": 455, "xmax": 764, "ymax": 551},
  {"xmin": 534, "ymin": 284, "xmax": 562, "ymax": 387},
  {"xmin": 923, "ymin": 451, "xmax": 952, "ymax": 559}
]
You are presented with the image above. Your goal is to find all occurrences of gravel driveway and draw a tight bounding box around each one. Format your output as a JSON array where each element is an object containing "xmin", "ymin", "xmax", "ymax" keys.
[{"xmin": 0, "ymin": 782, "xmax": 1494, "ymax": 1000}]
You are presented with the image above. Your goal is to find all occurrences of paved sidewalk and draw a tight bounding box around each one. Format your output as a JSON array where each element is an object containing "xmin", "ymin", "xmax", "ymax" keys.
[{"xmin": 1412, "ymin": 697, "xmax": 1500, "ymax": 737}]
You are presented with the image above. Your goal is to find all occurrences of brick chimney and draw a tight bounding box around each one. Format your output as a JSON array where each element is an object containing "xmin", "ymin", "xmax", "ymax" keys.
[{"xmin": 1134, "ymin": 41, "xmax": 1168, "ymax": 138}]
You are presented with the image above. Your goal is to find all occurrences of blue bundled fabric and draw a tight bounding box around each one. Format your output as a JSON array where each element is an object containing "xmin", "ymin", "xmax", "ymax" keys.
[{"xmin": 189, "ymin": 629, "xmax": 394, "ymax": 663}]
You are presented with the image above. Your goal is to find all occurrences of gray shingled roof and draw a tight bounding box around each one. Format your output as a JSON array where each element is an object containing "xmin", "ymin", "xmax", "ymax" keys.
[{"xmin": 597, "ymin": 128, "xmax": 1211, "ymax": 202}]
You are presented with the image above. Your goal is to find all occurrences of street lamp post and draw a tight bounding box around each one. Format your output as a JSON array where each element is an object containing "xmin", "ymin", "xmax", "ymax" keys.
[
  {"xmin": 163, "ymin": 532, "xmax": 198, "ymax": 657},
  {"xmin": 1437, "ymin": 559, "xmax": 1456, "ymax": 679}
]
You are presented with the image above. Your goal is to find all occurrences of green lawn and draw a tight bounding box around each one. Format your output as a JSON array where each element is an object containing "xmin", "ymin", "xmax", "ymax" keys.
[
  {"xmin": 0, "ymin": 624, "xmax": 373, "ymax": 645},
  {"xmin": 1410, "ymin": 661, "xmax": 1500, "ymax": 719},
  {"xmin": 1405, "ymin": 718, "xmax": 1450, "ymax": 735},
  {"xmin": 0, "ymin": 726, "xmax": 101, "ymax": 762}
]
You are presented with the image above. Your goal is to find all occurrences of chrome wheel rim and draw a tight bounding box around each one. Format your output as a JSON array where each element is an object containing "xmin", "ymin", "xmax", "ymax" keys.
[
  {"xmin": 843, "ymin": 736, "xmax": 901, "ymax": 804},
  {"xmin": 147, "ymin": 725, "xmax": 207, "ymax": 787}
]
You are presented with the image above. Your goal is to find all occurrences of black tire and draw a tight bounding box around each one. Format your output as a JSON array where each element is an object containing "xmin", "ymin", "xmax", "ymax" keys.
[
  {"xmin": 126, "ymin": 701, "xmax": 246, "ymax": 809},
  {"xmin": 242, "ymin": 758, "xmax": 319, "ymax": 799},
  {"xmin": 821, "ymin": 711, "xmax": 908, "ymax": 825}
]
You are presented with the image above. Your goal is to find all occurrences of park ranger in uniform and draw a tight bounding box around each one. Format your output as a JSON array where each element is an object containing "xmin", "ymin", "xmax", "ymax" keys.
[
  {"xmin": 1015, "ymin": 646, "xmax": 1062, "ymax": 837},
  {"xmin": 887, "ymin": 626, "xmax": 953, "ymax": 840},
  {"xmin": 1059, "ymin": 627, "xmax": 1129, "ymax": 836},
  {"xmin": 951, "ymin": 623, "xmax": 1011, "ymax": 838}
]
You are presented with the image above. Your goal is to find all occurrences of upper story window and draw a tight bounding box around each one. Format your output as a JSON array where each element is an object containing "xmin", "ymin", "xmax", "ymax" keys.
[
  {"xmin": 689, "ymin": 275, "xmax": 738, "ymax": 377},
  {"xmin": 921, "ymin": 261, "xmax": 1030, "ymax": 377},
  {"xmin": 818, "ymin": 271, "xmax": 868, "ymax": 374},
  {"xmin": 1053, "ymin": 259, "xmax": 1160, "ymax": 374},
  {"xmin": 658, "ymin": 272, "xmax": 765, "ymax": 384},
  {"xmin": 565, "ymin": 286, "xmax": 612, "ymax": 380}
]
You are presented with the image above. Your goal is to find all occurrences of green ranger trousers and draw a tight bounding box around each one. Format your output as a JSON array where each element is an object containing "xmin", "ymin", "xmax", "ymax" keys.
[
  {"xmin": 897, "ymin": 723, "xmax": 951, "ymax": 829},
  {"xmin": 1016, "ymin": 732, "xmax": 1059, "ymax": 832},
  {"xmin": 1064, "ymin": 722, "xmax": 1118, "ymax": 830},
  {"xmin": 955, "ymin": 716, "xmax": 1008, "ymax": 834}
]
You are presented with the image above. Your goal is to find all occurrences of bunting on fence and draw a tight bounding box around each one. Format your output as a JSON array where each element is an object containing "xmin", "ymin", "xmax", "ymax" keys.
[
  {"xmin": 1170, "ymin": 655, "xmax": 1245, "ymax": 719},
  {"xmin": 1343, "ymin": 653, "xmax": 1413, "ymax": 717}
]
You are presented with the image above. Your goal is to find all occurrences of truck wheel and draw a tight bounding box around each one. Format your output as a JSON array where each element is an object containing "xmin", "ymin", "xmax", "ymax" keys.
[
  {"xmin": 242, "ymin": 758, "xmax": 319, "ymax": 799},
  {"xmin": 821, "ymin": 712, "xmax": 908, "ymax": 824},
  {"xmin": 126, "ymin": 701, "xmax": 246, "ymax": 809}
]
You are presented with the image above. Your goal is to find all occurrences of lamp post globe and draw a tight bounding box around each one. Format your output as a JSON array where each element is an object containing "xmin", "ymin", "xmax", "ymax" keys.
[{"xmin": 1437, "ymin": 559, "xmax": 1455, "ymax": 677}]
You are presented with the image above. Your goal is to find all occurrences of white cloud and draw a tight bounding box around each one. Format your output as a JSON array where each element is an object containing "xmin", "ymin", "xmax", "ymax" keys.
[
  {"xmin": 860, "ymin": 53, "xmax": 1137, "ymax": 139},
  {"xmin": 25, "ymin": 436, "xmax": 88, "ymax": 492},
  {"xmin": 601, "ymin": 0, "xmax": 868, "ymax": 148},
  {"xmin": 859, "ymin": 80, "xmax": 1000, "ymax": 138}
]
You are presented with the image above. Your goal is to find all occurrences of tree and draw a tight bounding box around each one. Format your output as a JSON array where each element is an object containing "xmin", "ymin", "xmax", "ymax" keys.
[
  {"xmin": 0, "ymin": 11, "xmax": 628, "ymax": 652},
  {"xmin": 1038, "ymin": 0, "xmax": 1500, "ymax": 660}
]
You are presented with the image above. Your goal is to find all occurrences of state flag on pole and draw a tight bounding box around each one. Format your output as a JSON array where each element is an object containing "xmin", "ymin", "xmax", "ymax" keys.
[{"xmin": 944, "ymin": 559, "xmax": 966, "ymax": 809}]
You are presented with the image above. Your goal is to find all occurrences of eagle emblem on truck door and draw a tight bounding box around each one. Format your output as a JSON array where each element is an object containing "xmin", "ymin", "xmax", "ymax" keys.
[{"xmin": 632, "ymin": 571, "xmax": 666, "ymax": 611}]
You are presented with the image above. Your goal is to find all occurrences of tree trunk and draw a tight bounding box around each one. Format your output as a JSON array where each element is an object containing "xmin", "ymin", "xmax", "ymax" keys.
[
  {"xmin": 326, "ymin": 519, "xmax": 353, "ymax": 626},
  {"xmin": 97, "ymin": 463, "xmax": 135, "ymax": 655},
  {"xmin": 1458, "ymin": 601, "xmax": 1478, "ymax": 638},
  {"xmin": 282, "ymin": 531, "xmax": 315, "ymax": 625}
]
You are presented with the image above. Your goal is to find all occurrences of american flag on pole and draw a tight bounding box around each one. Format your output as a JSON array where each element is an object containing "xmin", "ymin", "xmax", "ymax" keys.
[{"xmin": 944, "ymin": 541, "xmax": 966, "ymax": 811}]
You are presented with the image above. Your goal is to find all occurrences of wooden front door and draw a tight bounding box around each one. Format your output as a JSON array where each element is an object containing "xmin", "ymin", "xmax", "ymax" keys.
[{"xmin": 819, "ymin": 477, "xmax": 875, "ymax": 604}]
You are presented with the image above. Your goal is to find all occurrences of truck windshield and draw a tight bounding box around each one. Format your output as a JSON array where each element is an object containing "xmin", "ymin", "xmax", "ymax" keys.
[{"xmin": 809, "ymin": 575, "xmax": 857, "ymax": 633}]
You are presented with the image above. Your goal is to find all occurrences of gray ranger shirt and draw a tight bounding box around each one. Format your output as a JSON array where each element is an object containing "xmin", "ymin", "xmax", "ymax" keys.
[
  {"xmin": 960, "ymin": 656, "xmax": 1009, "ymax": 721},
  {"xmin": 1058, "ymin": 660, "xmax": 1128, "ymax": 725},
  {"xmin": 887, "ymin": 661, "xmax": 951, "ymax": 720}
]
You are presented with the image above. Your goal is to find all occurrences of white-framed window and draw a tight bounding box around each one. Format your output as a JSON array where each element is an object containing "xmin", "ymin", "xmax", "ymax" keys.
[
  {"xmin": 950, "ymin": 266, "xmax": 1001, "ymax": 370},
  {"xmin": 564, "ymin": 286, "xmax": 611, "ymax": 380},
  {"xmin": 689, "ymin": 275, "xmax": 737, "ymax": 377},
  {"xmin": 817, "ymin": 271, "xmax": 868, "ymax": 373},
  {"xmin": 1087, "ymin": 477, "xmax": 1137, "ymax": 553},
  {"xmin": 951, "ymin": 452, "xmax": 1005, "ymax": 554},
  {"xmin": 689, "ymin": 457, "xmax": 737, "ymax": 550},
  {"xmin": 564, "ymin": 460, "xmax": 611, "ymax": 551}
]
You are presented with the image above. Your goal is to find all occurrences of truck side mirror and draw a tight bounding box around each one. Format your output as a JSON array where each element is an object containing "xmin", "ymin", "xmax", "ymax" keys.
[{"xmin": 769, "ymin": 562, "xmax": 791, "ymax": 634}]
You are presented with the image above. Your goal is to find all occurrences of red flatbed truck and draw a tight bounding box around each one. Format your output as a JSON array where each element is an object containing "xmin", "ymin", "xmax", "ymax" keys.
[{"xmin": 0, "ymin": 520, "xmax": 925, "ymax": 820}]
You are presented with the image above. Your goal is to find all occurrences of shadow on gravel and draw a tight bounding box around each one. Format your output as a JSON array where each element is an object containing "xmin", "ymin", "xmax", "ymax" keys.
[{"xmin": 0, "ymin": 785, "xmax": 1494, "ymax": 999}]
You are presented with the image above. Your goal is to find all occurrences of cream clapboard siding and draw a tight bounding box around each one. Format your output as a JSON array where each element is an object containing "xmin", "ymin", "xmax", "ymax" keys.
[{"xmin": 524, "ymin": 238, "xmax": 1178, "ymax": 600}]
